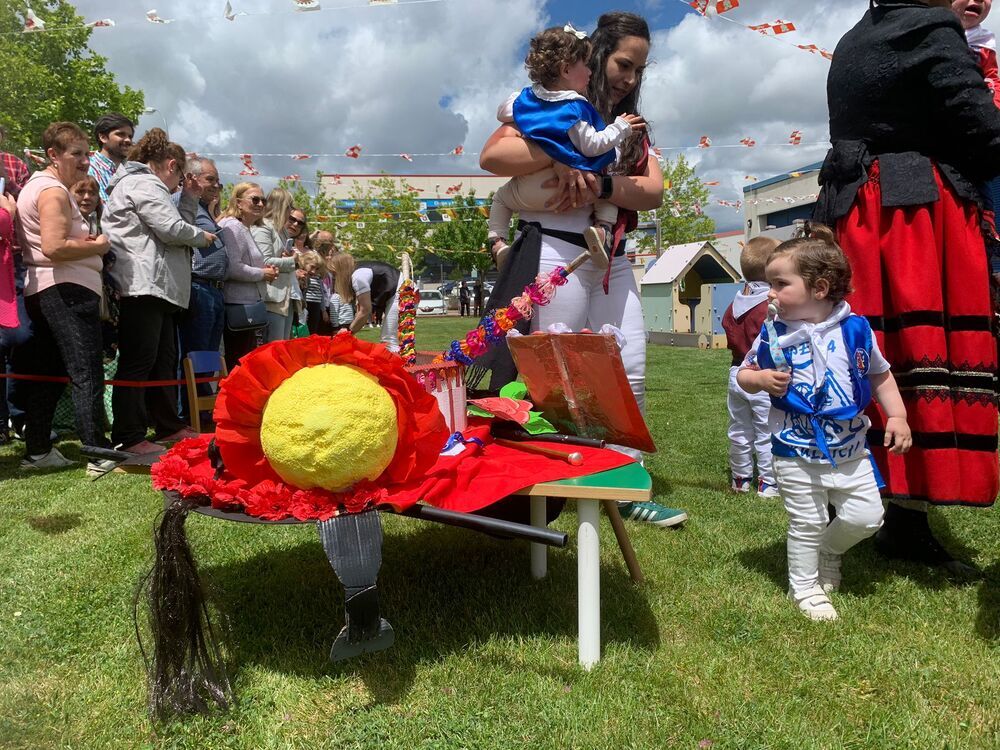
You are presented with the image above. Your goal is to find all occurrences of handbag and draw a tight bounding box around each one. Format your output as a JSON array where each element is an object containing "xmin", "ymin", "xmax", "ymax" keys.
[{"xmin": 225, "ymin": 300, "xmax": 267, "ymax": 331}]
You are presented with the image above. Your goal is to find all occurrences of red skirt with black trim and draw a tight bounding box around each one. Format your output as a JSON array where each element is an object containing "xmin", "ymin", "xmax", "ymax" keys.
[{"xmin": 835, "ymin": 161, "xmax": 999, "ymax": 507}]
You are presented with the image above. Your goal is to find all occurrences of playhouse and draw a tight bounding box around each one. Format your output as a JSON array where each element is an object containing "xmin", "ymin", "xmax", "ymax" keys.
[{"xmin": 640, "ymin": 240, "xmax": 741, "ymax": 347}]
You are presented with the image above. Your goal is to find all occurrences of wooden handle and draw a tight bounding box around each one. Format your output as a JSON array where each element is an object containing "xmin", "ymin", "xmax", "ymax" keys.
[{"xmin": 494, "ymin": 438, "xmax": 584, "ymax": 465}]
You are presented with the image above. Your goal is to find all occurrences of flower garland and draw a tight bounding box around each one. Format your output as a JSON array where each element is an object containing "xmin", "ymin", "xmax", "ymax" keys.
[
  {"xmin": 397, "ymin": 280, "xmax": 418, "ymax": 366},
  {"xmin": 434, "ymin": 266, "xmax": 570, "ymax": 365}
]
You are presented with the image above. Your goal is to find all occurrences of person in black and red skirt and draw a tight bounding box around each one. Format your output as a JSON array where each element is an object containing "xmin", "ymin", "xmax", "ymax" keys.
[{"xmin": 815, "ymin": 0, "xmax": 1000, "ymax": 576}]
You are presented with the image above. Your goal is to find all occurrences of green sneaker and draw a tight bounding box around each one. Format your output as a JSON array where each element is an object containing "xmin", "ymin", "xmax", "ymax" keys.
[{"xmin": 617, "ymin": 501, "xmax": 687, "ymax": 528}]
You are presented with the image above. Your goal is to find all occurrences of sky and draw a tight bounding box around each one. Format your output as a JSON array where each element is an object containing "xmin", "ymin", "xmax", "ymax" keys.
[{"xmin": 60, "ymin": 0, "xmax": 1000, "ymax": 231}]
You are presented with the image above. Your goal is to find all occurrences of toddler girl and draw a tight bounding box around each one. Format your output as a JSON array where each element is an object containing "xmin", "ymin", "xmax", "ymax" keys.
[
  {"xmin": 488, "ymin": 24, "xmax": 645, "ymax": 267},
  {"xmin": 737, "ymin": 224, "xmax": 912, "ymax": 621},
  {"xmin": 296, "ymin": 250, "xmax": 330, "ymax": 335}
]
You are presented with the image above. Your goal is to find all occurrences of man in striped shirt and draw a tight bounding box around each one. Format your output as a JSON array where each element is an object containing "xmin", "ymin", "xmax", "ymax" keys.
[{"xmin": 88, "ymin": 113, "xmax": 134, "ymax": 201}]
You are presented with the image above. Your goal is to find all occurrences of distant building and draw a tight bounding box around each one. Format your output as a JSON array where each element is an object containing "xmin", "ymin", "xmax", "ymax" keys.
[{"xmin": 743, "ymin": 162, "xmax": 821, "ymax": 239}]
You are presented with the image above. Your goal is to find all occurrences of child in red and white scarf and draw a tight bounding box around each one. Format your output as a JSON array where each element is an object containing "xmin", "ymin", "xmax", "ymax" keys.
[{"xmin": 954, "ymin": 0, "xmax": 1000, "ymax": 107}]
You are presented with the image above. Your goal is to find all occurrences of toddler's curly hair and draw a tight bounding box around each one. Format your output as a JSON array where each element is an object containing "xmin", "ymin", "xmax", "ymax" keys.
[
  {"xmin": 766, "ymin": 222, "xmax": 853, "ymax": 304},
  {"xmin": 525, "ymin": 26, "xmax": 591, "ymax": 89}
]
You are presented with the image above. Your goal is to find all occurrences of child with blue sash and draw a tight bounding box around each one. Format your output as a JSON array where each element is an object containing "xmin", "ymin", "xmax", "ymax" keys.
[
  {"xmin": 737, "ymin": 224, "xmax": 912, "ymax": 621},
  {"xmin": 487, "ymin": 24, "xmax": 646, "ymax": 268}
]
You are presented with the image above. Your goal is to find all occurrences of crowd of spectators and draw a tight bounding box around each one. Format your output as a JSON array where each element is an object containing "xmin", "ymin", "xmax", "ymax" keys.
[{"xmin": 0, "ymin": 114, "xmax": 356, "ymax": 476}]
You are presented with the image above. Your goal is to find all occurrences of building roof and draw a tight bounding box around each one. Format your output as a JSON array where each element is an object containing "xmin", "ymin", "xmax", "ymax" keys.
[
  {"xmin": 743, "ymin": 161, "xmax": 823, "ymax": 193},
  {"xmin": 641, "ymin": 241, "xmax": 740, "ymax": 285}
]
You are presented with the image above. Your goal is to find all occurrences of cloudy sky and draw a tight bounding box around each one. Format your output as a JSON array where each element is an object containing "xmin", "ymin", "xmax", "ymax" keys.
[{"xmin": 67, "ymin": 0, "xmax": 1000, "ymax": 230}]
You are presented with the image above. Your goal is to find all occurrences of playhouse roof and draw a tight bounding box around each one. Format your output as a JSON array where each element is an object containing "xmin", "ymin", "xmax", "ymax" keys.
[{"xmin": 640, "ymin": 241, "xmax": 740, "ymax": 286}]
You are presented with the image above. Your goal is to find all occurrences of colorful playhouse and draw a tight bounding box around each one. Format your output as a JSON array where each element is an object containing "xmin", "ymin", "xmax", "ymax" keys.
[{"xmin": 640, "ymin": 240, "xmax": 741, "ymax": 347}]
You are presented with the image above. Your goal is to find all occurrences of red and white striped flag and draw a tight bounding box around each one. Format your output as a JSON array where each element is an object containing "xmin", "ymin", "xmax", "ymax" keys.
[
  {"xmin": 739, "ymin": 137, "xmax": 756, "ymax": 148},
  {"xmin": 750, "ymin": 20, "xmax": 796, "ymax": 35},
  {"xmin": 239, "ymin": 154, "xmax": 259, "ymax": 176},
  {"xmin": 291, "ymin": 153, "xmax": 311, "ymax": 160},
  {"xmin": 789, "ymin": 130, "xmax": 802, "ymax": 145},
  {"xmin": 283, "ymin": 174, "xmax": 301, "ymax": 182},
  {"xmin": 452, "ymin": 145, "xmax": 464, "ymax": 156},
  {"xmin": 345, "ymin": 145, "xmax": 362, "ymax": 159},
  {"xmin": 699, "ymin": 135, "xmax": 712, "ymax": 148}
]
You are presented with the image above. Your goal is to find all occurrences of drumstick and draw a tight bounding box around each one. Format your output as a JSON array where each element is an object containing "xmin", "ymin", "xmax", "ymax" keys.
[{"xmin": 494, "ymin": 438, "xmax": 584, "ymax": 466}]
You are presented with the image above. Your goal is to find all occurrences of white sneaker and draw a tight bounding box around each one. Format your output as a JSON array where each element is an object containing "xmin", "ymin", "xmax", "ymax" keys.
[
  {"xmin": 20, "ymin": 447, "xmax": 75, "ymax": 470},
  {"xmin": 731, "ymin": 476, "xmax": 752, "ymax": 493},
  {"xmin": 818, "ymin": 551, "xmax": 842, "ymax": 594},
  {"xmin": 757, "ymin": 479, "xmax": 781, "ymax": 498},
  {"xmin": 788, "ymin": 585, "xmax": 838, "ymax": 621}
]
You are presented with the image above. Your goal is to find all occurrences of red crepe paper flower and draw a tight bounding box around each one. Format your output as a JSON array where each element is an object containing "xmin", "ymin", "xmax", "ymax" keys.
[{"xmin": 151, "ymin": 335, "xmax": 450, "ymax": 522}]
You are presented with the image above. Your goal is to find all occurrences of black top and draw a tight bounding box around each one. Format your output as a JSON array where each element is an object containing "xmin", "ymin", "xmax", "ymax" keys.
[
  {"xmin": 815, "ymin": 0, "xmax": 1000, "ymax": 224},
  {"xmin": 354, "ymin": 260, "xmax": 401, "ymax": 313}
]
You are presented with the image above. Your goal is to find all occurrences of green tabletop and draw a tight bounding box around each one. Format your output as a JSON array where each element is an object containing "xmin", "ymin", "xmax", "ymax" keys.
[{"xmin": 514, "ymin": 462, "xmax": 652, "ymax": 502}]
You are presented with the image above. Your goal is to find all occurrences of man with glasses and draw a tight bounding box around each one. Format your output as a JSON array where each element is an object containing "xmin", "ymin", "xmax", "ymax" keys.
[{"xmin": 173, "ymin": 157, "xmax": 228, "ymax": 422}]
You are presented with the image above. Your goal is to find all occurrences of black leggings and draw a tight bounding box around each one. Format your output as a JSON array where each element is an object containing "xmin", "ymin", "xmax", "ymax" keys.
[{"xmin": 12, "ymin": 283, "xmax": 108, "ymax": 455}]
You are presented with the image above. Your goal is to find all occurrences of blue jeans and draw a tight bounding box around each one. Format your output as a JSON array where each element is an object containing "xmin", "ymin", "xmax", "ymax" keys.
[{"xmin": 178, "ymin": 281, "xmax": 224, "ymax": 419}]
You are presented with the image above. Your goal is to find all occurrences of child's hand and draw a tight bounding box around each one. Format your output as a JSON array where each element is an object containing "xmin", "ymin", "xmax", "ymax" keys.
[
  {"xmin": 621, "ymin": 114, "xmax": 646, "ymax": 132},
  {"xmin": 883, "ymin": 416, "xmax": 912, "ymax": 454},
  {"xmin": 758, "ymin": 369, "xmax": 791, "ymax": 397}
]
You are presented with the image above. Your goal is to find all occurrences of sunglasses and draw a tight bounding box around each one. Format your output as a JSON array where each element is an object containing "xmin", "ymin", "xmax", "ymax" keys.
[
  {"xmin": 288, "ymin": 217, "xmax": 306, "ymax": 227},
  {"xmin": 245, "ymin": 195, "xmax": 265, "ymax": 206}
]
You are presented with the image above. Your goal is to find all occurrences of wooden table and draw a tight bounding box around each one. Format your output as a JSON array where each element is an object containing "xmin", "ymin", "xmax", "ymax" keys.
[{"xmin": 514, "ymin": 462, "xmax": 651, "ymax": 669}]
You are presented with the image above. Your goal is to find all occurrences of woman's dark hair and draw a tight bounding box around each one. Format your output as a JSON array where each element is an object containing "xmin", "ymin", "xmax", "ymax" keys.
[
  {"xmin": 127, "ymin": 128, "xmax": 186, "ymax": 170},
  {"xmin": 524, "ymin": 27, "xmax": 592, "ymax": 89},
  {"xmin": 766, "ymin": 222, "xmax": 854, "ymax": 305},
  {"xmin": 587, "ymin": 12, "xmax": 650, "ymax": 175}
]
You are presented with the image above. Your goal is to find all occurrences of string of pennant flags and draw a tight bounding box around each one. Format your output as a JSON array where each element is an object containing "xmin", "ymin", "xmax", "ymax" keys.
[
  {"xmin": 682, "ymin": 0, "xmax": 834, "ymax": 60},
  {"xmin": 12, "ymin": 0, "xmax": 835, "ymax": 65},
  {"xmin": 7, "ymin": 0, "xmax": 444, "ymax": 35}
]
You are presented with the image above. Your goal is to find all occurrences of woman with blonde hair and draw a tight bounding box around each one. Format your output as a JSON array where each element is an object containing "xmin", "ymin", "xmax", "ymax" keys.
[
  {"xmin": 219, "ymin": 182, "xmax": 279, "ymax": 370},
  {"xmin": 102, "ymin": 127, "xmax": 214, "ymax": 453},
  {"xmin": 327, "ymin": 252, "xmax": 401, "ymax": 349},
  {"xmin": 250, "ymin": 188, "xmax": 297, "ymax": 343}
]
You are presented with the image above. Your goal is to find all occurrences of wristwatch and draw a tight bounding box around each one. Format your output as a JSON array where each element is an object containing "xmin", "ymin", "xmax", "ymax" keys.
[{"xmin": 599, "ymin": 175, "xmax": 614, "ymax": 200}]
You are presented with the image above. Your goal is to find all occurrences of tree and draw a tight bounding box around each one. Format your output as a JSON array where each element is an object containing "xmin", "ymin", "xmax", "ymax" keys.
[
  {"xmin": 0, "ymin": 1, "xmax": 145, "ymax": 152},
  {"xmin": 637, "ymin": 154, "xmax": 715, "ymax": 252},
  {"xmin": 427, "ymin": 191, "xmax": 492, "ymax": 276}
]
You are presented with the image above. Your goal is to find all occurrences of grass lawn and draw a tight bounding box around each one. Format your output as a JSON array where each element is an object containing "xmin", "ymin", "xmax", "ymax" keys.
[{"xmin": 1, "ymin": 317, "xmax": 998, "ymax": 749}]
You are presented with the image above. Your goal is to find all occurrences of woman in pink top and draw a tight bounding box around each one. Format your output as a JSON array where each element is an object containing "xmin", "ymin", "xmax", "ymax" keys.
[
  {"xmin": 0, "ymin": 193, "xmax": 16, "ymax": 330},
  {"xmin": 13, "ymin": 122, "xmax": 111, "ymax": 472}
]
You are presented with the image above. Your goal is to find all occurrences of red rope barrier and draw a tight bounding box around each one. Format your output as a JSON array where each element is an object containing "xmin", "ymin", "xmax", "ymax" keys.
[{"xmin": 0, "ymin": 373, "xmax": 223, "ymax": 387}]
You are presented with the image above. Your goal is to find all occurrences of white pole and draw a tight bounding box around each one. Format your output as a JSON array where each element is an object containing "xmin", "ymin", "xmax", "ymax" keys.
[
  {"xmin": 577, "ymin": 499, "xmax": 601, "ymax": 668},
  {"xmin": 529, "ymin": 496, "xmax": 548, "ymax": 580}
]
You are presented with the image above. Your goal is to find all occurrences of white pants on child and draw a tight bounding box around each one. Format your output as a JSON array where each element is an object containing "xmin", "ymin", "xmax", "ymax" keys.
[
  {"xmin": 775, "ymin": 456, "xmax": 885, "ymax": 596},
  {"xmin": 727, "ymin": 365, "xmax": 774, "ymax": 484},
  {"xmin": 488, "ymin": 168, "xmax": 618, "ymax": 240}
]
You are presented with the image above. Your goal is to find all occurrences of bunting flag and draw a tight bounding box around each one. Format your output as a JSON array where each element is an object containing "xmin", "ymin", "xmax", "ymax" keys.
[
  {"xmin": 749, "ymin": 20, "xmax": 796, "ymax": 35},
  {"xmin": 698, "ymin": 136, "xmax": 712, "ymax": 148},
  {"xmin": 690, "ymin": 0, "xmax": 739, "ymax": 15},
  {"xmin": 693, "ymin": 201, "xmax": 704, "ymax": 216},
  {"xmin": 744, "ymin": 175, "xmax": 758, "ymax": 181},
  {"xmin": 444, "ymin": 182, "xmax": 463, "ymax": 195},
  {"xmin": 451, "ymin": 145, "xmax": 464, "ymax": 156},
  {"xmin": 23, "ymin": 7, "xmax": 44, "ymax": 31},
  {"xmin": 671, "ymin": 202, "xmax": 682, "ymax": 217},
  {"xmin": 789, "ymin": 130, "xmax": 803, "ymax": 145},
  {"xmin": 23, "ymin": 149, "xmax": 47, "ymax": 167},
  {"xmin": 703, "ymin": 180, "xmax": 720, "ymax": 186},
  {"xmin": 399, "ymin": 153, "xmax": 413, "ymax": 162},
  {"xmin": 797, "ymin": 44, "xmax": 833, "ymax": 60},
  {"xmin": 283, "ymin": 174, "xmax": 301, "ymax": 181},
  {"xmin": 717, "ymin": 199, "xmax": 742, "ymax": 210},
  {"xmin": 291, "ymin": 153, "xmax": 311, "ymax": 160},
  {"xmin": 224, "ymin": 2, "xmax": 247, "ymax": 21},
  {"xmin": 663, "ymin": 177, "xmax": 673, "ymax": 190},
  {"xmin": 739, "ymin": 137, "xmax": 756, "ymax": 147},
  {"xmin": 345, "ymin": 145, "xmax": 362, "ymax": 159},
  {"xmin": 85, "ymin": 18, "xmax": 115, "ymax": 28},
  {"xmin": 239, "ymin": 153, "xmax": 259, "ymax": 176},
  {"xmin": 294, "ymin": 0, "xmax": 321, "ymax": 11},
  {"xmin": 146, "ymin": 9, "xmax": 173, "ymax": 24}
]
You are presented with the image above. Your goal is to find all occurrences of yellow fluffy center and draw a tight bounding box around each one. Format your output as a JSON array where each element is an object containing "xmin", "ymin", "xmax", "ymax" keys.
[{"xmin": 259, "ymin": 364, "xmax": 398, "ymax": 491}]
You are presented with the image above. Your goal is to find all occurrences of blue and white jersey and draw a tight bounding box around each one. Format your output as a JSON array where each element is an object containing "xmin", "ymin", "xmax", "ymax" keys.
[{"xmin": 744, "ymin": 307, "xmax": 890, "ymax": 464}]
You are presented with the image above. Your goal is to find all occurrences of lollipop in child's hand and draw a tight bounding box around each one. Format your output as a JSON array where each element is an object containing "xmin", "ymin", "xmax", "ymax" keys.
[{"xmin": 765, "ymin": 302, "xmax": 790, "ymax": 372}]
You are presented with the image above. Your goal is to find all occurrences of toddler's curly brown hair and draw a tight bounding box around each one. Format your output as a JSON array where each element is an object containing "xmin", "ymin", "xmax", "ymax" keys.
[
  {"xmin": 524, "ymin": 26, "xmax": 591, "ymax": 89},
  {"xmin": 766, "ymin": 222, "xmax": 854, "ymax": 304}
]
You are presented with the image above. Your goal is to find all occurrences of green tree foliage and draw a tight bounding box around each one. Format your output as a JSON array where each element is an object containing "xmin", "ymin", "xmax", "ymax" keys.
[
  {"xmin": 0, "ymin": 1, "xmax": 145, "ymax": 152},
  {"xmin": 638, "ymin": 154, "xmax": 715, "ymax": 251},
  {"xmin": 427, "ymin": 191, "xmax": 491, "ymax": 276}
]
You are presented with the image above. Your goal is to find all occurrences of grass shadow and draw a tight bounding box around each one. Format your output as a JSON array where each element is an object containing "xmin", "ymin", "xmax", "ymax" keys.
[
  {"xmin": 195, "ymin": 519, "xmax": 658, "ymax": 706},
  {"xmin": 26, "ymin": 512, "xmax": 84, "ymax": 535},
  {"xmin": 975, "ymin": 561, "xmax": 999, "ymax": 642}
]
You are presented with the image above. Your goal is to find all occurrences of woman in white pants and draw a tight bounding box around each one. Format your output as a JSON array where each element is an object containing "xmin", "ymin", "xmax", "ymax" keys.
[{"xmin": 478, "ymin": 12, "xmax": 686, "ymax": 529}]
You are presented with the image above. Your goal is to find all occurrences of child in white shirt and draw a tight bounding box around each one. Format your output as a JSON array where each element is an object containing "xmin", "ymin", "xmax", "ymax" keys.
[
  {"xmin": 738, "ymin": 224, "xmax": 912, "ymax": 622},
  {"xmin": 488, "ymin": 24, "xmax": 645, "ymax": 268}
]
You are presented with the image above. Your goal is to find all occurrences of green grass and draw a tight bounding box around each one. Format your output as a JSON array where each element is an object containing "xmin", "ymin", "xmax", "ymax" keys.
[{"xmin": 1, "ymin": 317, "xmax": 998, "ymax": 749}]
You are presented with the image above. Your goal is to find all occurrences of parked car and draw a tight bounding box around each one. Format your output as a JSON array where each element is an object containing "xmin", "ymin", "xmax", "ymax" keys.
[{"xmin": 417, "ymin": 289, "xmax": 448, "ymax": 316}]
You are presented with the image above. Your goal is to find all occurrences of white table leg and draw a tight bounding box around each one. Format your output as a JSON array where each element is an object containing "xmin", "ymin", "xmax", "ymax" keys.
[
  {"xmin": 577, "ymin": 499, "xmax": 600, "ymax": 669},
  {"xmin": 529, "ymin": 496, "xmax": 548, "ymax": 580}
]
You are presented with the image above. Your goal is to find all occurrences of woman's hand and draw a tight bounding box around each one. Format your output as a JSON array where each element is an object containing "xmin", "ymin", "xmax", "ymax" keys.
[
  {"xmin": 202, "ymin": 231, "xmax": 217, "ymax": 246},
  {"xmin": 0, "ymin": 193, "xmax": 16, "ymax": 220},
  {"xmin": 262, "ymin": 266, "xmax": 279, "ymax": 282},
  {"xmin": 88, "ymin": 234, "xmax": 111, "ymax": 256},
  {"xmin": 543, "ymin": 162, "xmax": 599, "ymax": 212}
]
